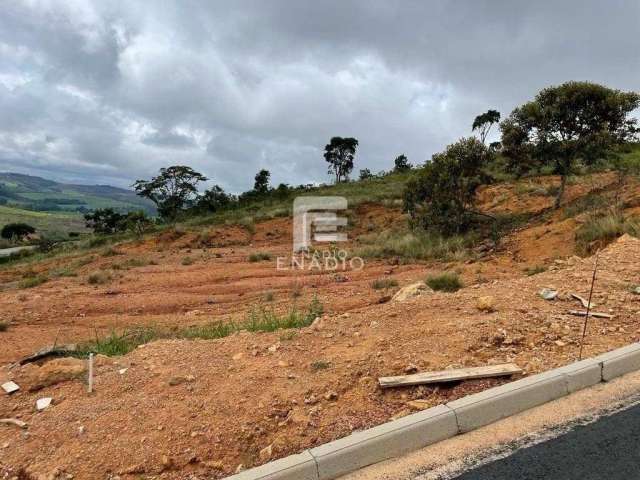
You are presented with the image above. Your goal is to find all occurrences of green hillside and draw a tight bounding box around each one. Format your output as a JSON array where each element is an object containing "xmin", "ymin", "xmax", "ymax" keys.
[
  {"xmin": 0, "ymin": 172, "xmax": 155, "ymax": 215},
  {"xmin": 0, "ymin": 204, "xmax": 87, "ymax": 235}
]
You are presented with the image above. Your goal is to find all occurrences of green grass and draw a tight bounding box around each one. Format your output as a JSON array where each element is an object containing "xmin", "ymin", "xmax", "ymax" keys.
[
  {"xmin": 562, "ymin": 193, "xmax": 608, "ymax": 219},
  {"xmin": 0, "ymin": 204, "xmax": 87, "ymax": 235},
  {"xmin": 426, "ymin": 272, "xmax": 463, "ymax": 292},
  {"xmin": 248, "ymin": 252, "xmax": 272, "ymax": 262},
  {"xmin": 355, "ymin": 228, "xmax": 475, "ymax": 262},
  {"xmin": 371, "ymin": 278, "xmax": 399, "ymax": 290},
  {"xmin": 18, "ymin": 275, "xmax": 47, "ymax": 289},
  {"xmin": 74, "ymin": 296, "xmax": 324, "ymax": 356},
  {"xmin": 575, "ymin": 212, "xmax": 640, "ymax": 254}
]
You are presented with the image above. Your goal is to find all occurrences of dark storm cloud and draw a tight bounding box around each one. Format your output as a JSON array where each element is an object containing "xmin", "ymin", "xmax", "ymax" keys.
[{"xmin": 0, "ymin": 0, "xmax": 638, "ymax": 191}]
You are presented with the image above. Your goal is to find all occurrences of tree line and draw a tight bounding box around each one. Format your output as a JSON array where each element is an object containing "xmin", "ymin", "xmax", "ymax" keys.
[{"xmin": 85, "ymin": 81, "xmax": 639, "ymax": 238}]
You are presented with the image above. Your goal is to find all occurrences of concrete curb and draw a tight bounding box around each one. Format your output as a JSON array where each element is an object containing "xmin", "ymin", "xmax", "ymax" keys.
[{"xmin": 223, "ymin": 342, "xmax": 640, "ymax": 480}]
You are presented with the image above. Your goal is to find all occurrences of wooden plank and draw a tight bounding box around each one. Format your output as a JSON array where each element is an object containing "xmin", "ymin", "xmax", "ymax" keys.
[
  {"xmin": 378, "ymin": 363, "xmax": 522, "ymax": 388},
  {"xmin": 568, "ymin": 310, "xmax": 613, "ymax": 319},
  {"xmin": 570, "ymin": 293, "xmax": 596, "ymax": 309}
]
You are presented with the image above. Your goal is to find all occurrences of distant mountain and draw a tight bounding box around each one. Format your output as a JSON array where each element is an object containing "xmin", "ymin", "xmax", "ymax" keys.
[{"xmin": 0, "ymin": 172, "xmax": 155, "ymax": 215}]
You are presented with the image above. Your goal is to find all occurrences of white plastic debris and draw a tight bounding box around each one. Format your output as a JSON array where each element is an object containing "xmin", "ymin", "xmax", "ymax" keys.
[
  {"xmin": 539, "ymin": 288, "xmax": 558, "ymax": 301},
  {"xmin": 36, "ymin": 397, "xmax": 52, "ymax": 411},
  {"xmin": 1, "ymin": 381, "xmax": 19, "ymax": 394},
  {"xmin": 118, "ymin": 368, "xmax": 128, "ymax": 375}
]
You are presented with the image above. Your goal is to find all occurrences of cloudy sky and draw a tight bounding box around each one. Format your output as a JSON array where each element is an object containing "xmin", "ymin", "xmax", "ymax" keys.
[{"xmin": 1, "ymin": 1, "xmax": 638, "ymax": 193}]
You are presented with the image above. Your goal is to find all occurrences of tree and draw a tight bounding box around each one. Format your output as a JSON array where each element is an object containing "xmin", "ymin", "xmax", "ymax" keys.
[
  {"xmin": 133, "ymin": 166, "xmax": 207, "ymax": 220},
  {"xmin": 393, "ymin": 154, "xmax": 412, "ymax": 172},
  {"xmin": 324, "ymin": 137, "xmax": 358, "ymax": 183},
  {"xmin": 1, "ymin": 222, "xmax": 35, "ymax": 241},
  {"xmin": 123, "ymin": 210, "xmax": 153, "ymax": 238},
  {"xmin": 501, "ymin": 81, "xmax": 639, "ymax": 208},
  {"xmin": 472, "ymin": 110, "xmax": 501, "ymax": 144},
  {"xmin": 359, "ymin": 168, "xmax": 374, "ymax": 180},
  {"xmin": 404, "ymin": 138, "xmax": 493, "ymax": 235},
  {"xmin": 197, "ymin": 185, "xmax": 231, "ymax": 212},
  {"xmin": 253, "ymin": 169, "xmax": 271, "ymax": 195},
  {"xmin": 84, "ymin": 208, "xmax": 126, "ymax": 234}
]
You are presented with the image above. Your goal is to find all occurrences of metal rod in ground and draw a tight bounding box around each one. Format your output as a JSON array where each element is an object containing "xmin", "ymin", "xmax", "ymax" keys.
[
  {"xmin": 579, "ymin": 252, "xmax": 600, "ymax": 361},
  {"xmin": 87, "ymin": 353, "xmax": 94, "ymax": 393}
]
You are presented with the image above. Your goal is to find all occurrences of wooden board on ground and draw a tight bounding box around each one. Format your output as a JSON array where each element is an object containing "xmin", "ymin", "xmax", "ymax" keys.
[
  {"xmin": 17, "ymin": 343, "xmax": 77, "ymax": 366},
  {"xmin": 568, "ymin": 310, "xmax": 613, "ymax": 319},
  {"xmin": 378, "ymin": 363, "xmax": 522, "ymax": 388}
]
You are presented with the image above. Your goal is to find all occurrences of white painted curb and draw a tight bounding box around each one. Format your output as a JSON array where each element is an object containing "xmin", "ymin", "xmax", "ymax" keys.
[{"xmin": 223, "ymin": 342, "xmax": 640, "ymax": 480}]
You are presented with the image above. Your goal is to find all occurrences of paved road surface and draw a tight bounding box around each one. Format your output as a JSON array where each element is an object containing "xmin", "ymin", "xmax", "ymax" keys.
[{"xmin": 454, "ymin": 402, "xmax": 640, "ymax": 480}]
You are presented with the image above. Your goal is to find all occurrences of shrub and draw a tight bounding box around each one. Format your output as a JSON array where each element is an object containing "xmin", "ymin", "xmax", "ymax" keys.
[
  {"xmin": 524, "ymin": 265, "xmax": 546, "ymax": 276},
  {"xmin": 426, "ymin": 272, "xmax": 463, "ymax": 292},
  {"xmin": 87, "ymin": 271, "xmax": 112, "ymax": 285},
  {"xmin": 404, "ymin": 138, "xmax": 493, "ymax": 235},
  {"xmin": 248, "ymin": 252, "xmax": 272, "ymax": 262},
  {"xmin": 181, "ymin": 256, "xmax": 195, "ymax": 266},
  {"xmin": 310, "ymin": 360, "xmax": 330, "ymax": 371},
  {"xmin": 371, "ymin": 278, "xmax": 399, "ymax": 290}
]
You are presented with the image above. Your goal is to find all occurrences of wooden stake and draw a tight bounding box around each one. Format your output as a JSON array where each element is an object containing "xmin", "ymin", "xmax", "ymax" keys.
[
  {"xmin": 579, "ymin": 252, "xmax": 599, "ymax": 361},
  {"xmin": 87, "ymin": 353, "xmax": 94, "ymax": 394}
]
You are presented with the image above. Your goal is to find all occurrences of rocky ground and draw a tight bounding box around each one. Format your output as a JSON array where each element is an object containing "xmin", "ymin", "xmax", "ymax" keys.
[{"xmin": 1, "ymin": 173, "xmax": 639, "ymax": 479}]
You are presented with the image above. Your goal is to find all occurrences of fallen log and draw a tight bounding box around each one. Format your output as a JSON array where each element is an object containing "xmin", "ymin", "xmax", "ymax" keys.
[
  {"xmin": 378, "ymin": 363, "xmax": 522, "ymax": 388},
  {"xmin": 568, "ymin": 310, "xmax": 613, "ymax": 319},
  {"xmin": 17, "ymin": 343, "xmax": 77, "ymax": 366}
]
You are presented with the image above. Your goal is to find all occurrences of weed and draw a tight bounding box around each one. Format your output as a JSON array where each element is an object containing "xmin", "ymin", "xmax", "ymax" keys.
[
  {"xmin": 181, "ymin": 256, "xmax": 195, "ymax": 266},
  {"xmin": 180, "ymin": 322, "xmax": 236, "ymax": 340},
  {"xmin": 19, "ymin": 275, "xmax": 47, "ymax": 289},
  {"xmin": 101, "ymin": 247, "xmax": 122, "ymax": 257},
  {"xmin": 264, "ymin": 291, "xmax": 275, "ymax": 302},
  {"xmin": 371, "ymin": 278, "xmax": 399, "ymax": 290},
  {"xmin": 87, "ymin": 270, "xmax": 112, "ymax": 285},
  {"xmin": 248, "ymin": 252, "xmax": 272, "ymax": 262},
  {"xmin": 426, "ymin": 272, "xmax": 463, "ymax": 292},
  {"xmin": 575, "ymin": 212, "xmax": 640, "ymax": 254},
  {"xmin": 310, "ymin": 360, "xmax": 330, "ymax": 371},
  {"xmin": 562, "ymin": 193, "xmax": 608, "ymax": 218}
]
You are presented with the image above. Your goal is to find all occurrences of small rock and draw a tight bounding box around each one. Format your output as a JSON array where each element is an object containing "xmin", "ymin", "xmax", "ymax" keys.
[
  {"xmin": 555, "ymin": 340, "xmax": 567, "ymax": 347},
  {"xmin": 232, "ymin": 352, "xmax": 244, "ymax": 361},
  {"xmin": 277, "ymin": 360, "xmax": 288, "ymax": 368},
  {"xmin": 476, "ymin": 296, "xmax": 496, "ymax": 312},
  {"xmin": 118, "ymin": 368, "xmax": 128, "ymax": 375},
  {"xmin": 404, "ymin": 364, "xmax": 418, "ymax": 374},
  {"xmin": 36, "ymin": 397, "xmax": 52, "ymax": 411},
  {"xmin": 205, "ymin": 460, "xmax": 224, "ymax": 470},
  {"xmin": 392, "ymin": 282, "xmax": 433, "ymax": 302},
  {"xmin": 324, "ymin": 391, "xmax": 338, "ymax": 401},
  {"xmin": 539, "ymin": 288, "xmax": 558, "ymax": 301},
  {"xmin": 407, "ymin": 400, "xmax": 431, "ymax": 411},
  {"xmin": 268, "ymin": 344, "xmax": 280, "ymax": 353},
  {"xmin": 311, "ymin": 317, "xmax": 324, "ymax": 331},
  {"xmin": 304, "ymin": 395, "xmax": 318, "ymax": 405},
  {"xmin": 1, "ymin": 381, "xmax": 20, "ymax": 394},
  {"xmin": 235, "ymin": 464, "xmax": 245, "ymax": 474}
]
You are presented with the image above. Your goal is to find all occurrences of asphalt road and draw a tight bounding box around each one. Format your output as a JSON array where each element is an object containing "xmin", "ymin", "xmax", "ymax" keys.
[{"xmin": 453, "ymin": 402, "xmax": 640, "ymax": 480}]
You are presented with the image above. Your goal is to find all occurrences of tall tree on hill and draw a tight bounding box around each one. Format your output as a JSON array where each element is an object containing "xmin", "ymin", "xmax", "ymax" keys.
[
  {"xmin": 393, "ymin": 154, "xmax": 412, "ymax": 172},
  {"xmin": 133, "ymin": 165, "xmax": 207, "ymax": 220},
  {"xmin": 253, "ymin": 169, "xmax": 271, "ymax": 195},
  {"xmin": 324, "ymin": 137, "xmax": 358, "ymax": 183},
  {"xmin": 501, "ymin": 81, "xmax": 640, "ymax": 208},
  {"xmin": 472, "ymin": 110, "xmax": 501, "ymax": 144}
]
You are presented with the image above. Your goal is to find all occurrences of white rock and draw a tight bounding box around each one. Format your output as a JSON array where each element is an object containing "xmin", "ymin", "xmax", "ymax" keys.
[
  {"xmin": 392, "ymin": 282, "xmax": 433, "ymax": 302},
  {"xmin": 539, "ymin": 288, "xmax": 558, "ymax": 300},
  {"xmin": 118, "ymin": 368, "xmax": 128, "ymax": 375},
  {"xmin": 1, "ymin": 381, "xmax": 20, "ymax": 394},
  {"xmin": 36, "ymin": 397, "xmax": 52, "ymax": 411}
]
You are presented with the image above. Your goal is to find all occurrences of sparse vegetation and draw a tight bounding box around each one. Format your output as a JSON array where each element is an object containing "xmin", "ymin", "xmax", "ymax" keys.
[
  {"xmin": 310, "ymin": 360, "xmax": 331, "ymax": 371},
  {"xmin": 524, "ymin": 265, "xmax": 547, "ymax": 276},
  {"xmin": 371, "ymin": 278, "xmax": 398, "ymax": 290},
  {"xmin": 426, "ymin": 272, "xmax": 463, "ymax": 292},
  {"xmin": 19, "ymin": 275, "xmax": 47, "ymax": 289},
  {"xmin": 575, "ymin": 212, "xmax": 640, "ymax": 254},
  {"xmin": 75, "ymin": 296, "xmax": 324, "ymax": 356},
  {"xmin": 87, "ymin": 270, "xmax": 112, "ymax": 285},
  {"xmin": 181, "ymin": 256, "xmax": 195, "ymax": 266},
  {"xmin": 248, "ymin": 252, "xmax": 272, "ymax": 262},
  {"xmin": 264, "ymin": 291, "xmax": 275, "ymax": 302}
]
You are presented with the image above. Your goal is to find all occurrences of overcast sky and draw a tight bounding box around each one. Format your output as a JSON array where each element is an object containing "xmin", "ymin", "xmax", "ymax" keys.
[{"xmin": 1, "ymin": 1, "xmax": 638, "ymax": 192}]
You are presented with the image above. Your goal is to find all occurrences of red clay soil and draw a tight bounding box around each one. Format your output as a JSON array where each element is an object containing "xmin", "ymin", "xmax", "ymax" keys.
[{"xmin": 1, "ymin": 173, "xmax": 639, "ymax": 479}]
